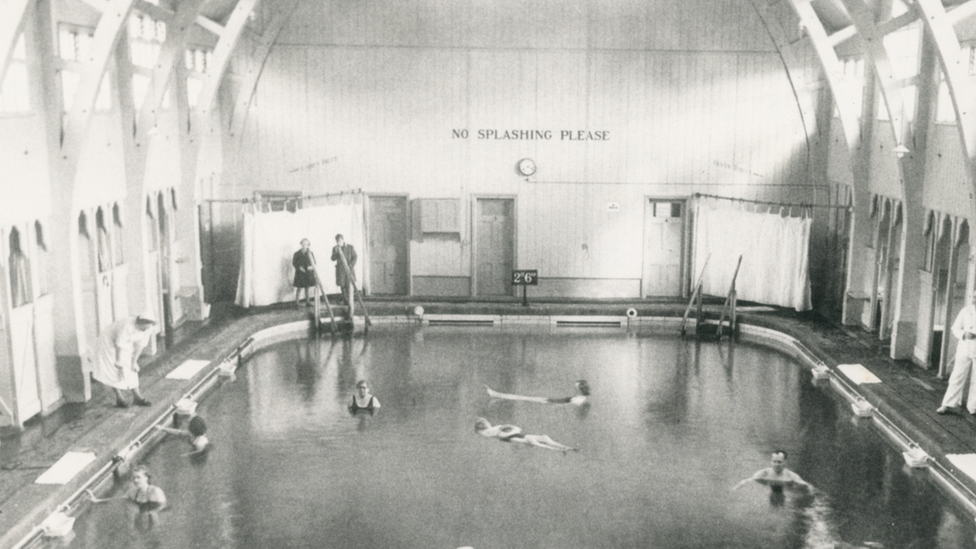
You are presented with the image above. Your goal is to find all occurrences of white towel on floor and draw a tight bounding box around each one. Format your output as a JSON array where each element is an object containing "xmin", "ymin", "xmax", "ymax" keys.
[
  {"xmin": 947, "ymin": 454, "xmax": 976, "ymax": 481},
  {"xmin": 166, "ymin": 359, "xmax": 211, "ymax": 380},
  {"xmin": 35, "ymin": 452, "xmax": 96, "ymax": 485},
  {"xmin": 837, "ymin": 364, "xmax": 882, "ymax": 384}
]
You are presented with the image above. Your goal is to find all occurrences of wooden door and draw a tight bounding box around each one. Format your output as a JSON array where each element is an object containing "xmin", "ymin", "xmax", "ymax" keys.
[
  {"xmin": 941, "ymin": 226, "xmax": 970, "ymax": 375},
  {"xmin": 158, "ymin": 194, "xmax": 173, "ymax": 330},
  {"xmin": 368, "ymin": 196, "xmax": 409, "ymax": 295},
  {"xmin": 642, "ymin": 199, "xmax": 684, "ymax": 297},
  {"xmin": 475, "ymin": 198, "xmax": 514, "ymax": 296},
  {"xmin": 93, "ymin": 209, "xmax": 115, "ymax": 331},
  {"xmin": 78, "ymin": 216, "xmax": 99, "ymax": 349},
  {"xmin": 145, "ymin": 200, "xmax": 165, "ymax": 346},
  {"xmin": 33, "ymin": 295, "xmax": 60, "ymax": 411},
  {"xmin": 9, "ymin": 307, "xmax": 40, "ymax": 422}
]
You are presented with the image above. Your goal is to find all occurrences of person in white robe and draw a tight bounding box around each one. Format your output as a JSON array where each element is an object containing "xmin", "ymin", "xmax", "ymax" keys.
[{"xmin": 91, "ymin": 313, "xmax": 157, "ymax": 408}]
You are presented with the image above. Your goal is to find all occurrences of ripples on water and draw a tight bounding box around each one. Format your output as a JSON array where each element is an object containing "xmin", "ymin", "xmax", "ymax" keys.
[{"xmin": 49, "ymin": 328, "xmax": 976, "ymax": 549}]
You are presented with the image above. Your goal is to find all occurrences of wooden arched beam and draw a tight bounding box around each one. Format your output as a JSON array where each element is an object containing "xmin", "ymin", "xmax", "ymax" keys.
[
  {"xmin": 0, "ymin": 0, "xmax": 32, "ymax": 86},
  {"xmin": 746, "ymin": 0, "xmax": 817, "ymax": 173},
  {"xmin": 190, "ymin": 0, "xmax": 262, "ymax": 133},
  {"xmin": 60, "ymin": 0, "xmax": 137, "ymax": 203},
  {"xmin": 786, "ymin": 0, "xmax": 873, "ymax": 325},
  {"xmin": 840, "ymin": 0, "xmax": 913, "ymax": 161},
  {"xmin": 915, "ymin": 0, "xmax": 976, "ymax": 223},
  {"xmin": 228, "ymin": 0, "xmax": 302, "ymax": 143},
  {"xmin": 114, "ymin": 0, "xmax": 209, "ymax": 317},
  {"xmin": 840, "ymin": 0, "xmax": 928, "ymax": 357},
  {"xmin": 153, "ymin": 0, "xmax": 264, "ymax": 319},
  {"xmin": 133, "ymin": 0, "xmax": 208, "ymax": 143},
  {"xmin": 787, "ymin": 0, "xmax": 862, "ymax": 151},
  {"xmin": 48, "ymin": 0, "xmax": 136, "ymax": 364}
]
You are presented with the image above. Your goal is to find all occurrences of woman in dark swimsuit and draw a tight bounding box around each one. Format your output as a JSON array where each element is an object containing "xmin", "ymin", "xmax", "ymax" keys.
[
  {"xmin": 349, "ymin": 380, "xmax": 381, "ymax": 413},
  {"xmin": 88, "ymin": 465, "xmax": 167, "ymax": 512}
]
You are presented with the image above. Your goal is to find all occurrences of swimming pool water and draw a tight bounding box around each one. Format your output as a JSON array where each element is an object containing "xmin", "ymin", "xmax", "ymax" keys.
[{"xmin": 56, "ymin": 327, "xmax": 976, "ymax": 549}]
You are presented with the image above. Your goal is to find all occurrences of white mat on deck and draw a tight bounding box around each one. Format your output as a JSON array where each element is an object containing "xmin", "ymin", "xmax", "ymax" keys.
[
  {"xmin": 35, "ymin": 451, "xmax": 96, "ymax": 485},
  {"xmin": 837, "ymin": 364, "xmax": 882, "ymax": 385},
  {"xmin": 947, "ymin": 454, "xmax": 976, "ymax": 482},
  {"xmin": 166, "ymin": 359, "xmax": 211, "ymax": 380}
]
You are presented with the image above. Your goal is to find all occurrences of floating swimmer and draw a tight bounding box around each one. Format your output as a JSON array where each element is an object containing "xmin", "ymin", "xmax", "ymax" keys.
[
  {"xmin": 485, "ymin": 379, "xmax": 590, "ymax": 405},
  {"xmin": 475, "ymin": 417, "xmax": 578, "ymax": 454},
  {"xmin": 732, "ymin": 450, "xmax": 814, "ymax": 493}
]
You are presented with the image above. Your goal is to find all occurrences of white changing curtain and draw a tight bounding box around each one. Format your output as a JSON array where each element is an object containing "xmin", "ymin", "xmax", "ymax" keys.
[
  {"xmin": 693, "ymin": 199, "xmax": 812, "ymax": 311},
  {"xmin": 235, "ymin": 195, "xmax": 365, "ymax": 307}
]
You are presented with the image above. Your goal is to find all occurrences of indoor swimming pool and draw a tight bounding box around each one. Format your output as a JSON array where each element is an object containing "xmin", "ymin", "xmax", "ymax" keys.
[{"xmin": 48, "ymin": 326, "xmax": 976, "ymax": 549}]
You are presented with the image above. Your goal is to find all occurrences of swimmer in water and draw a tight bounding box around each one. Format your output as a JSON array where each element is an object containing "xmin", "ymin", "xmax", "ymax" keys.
[
  {"xmin": 88, "ymin": 465, "xmax": 167, "ymax": 512},
  {"xmin": 475, "ymin": 417, "xmax": 578, "ymax": 454},
  {"xmin": 154, "ymin": 411, "xmax": 210, "ymax": 456},
  {"xmin": 732, "ymin": 450, "xmax": 814, "ymax": 493},
  {"xmin": 485, "ymin": 379, "xmax": 590, "ymax": 405},
  {"xmin": 348, "ymin": 380, "xmax": 381, "ymax": 414}
]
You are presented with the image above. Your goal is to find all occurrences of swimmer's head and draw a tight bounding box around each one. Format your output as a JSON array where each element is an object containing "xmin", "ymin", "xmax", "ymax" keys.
[
  {"xmin": 356, "ymin": 380, "xmax": 370, "ymax": 395},
  {"xmin": 132, "ymin": 466, "xmax": 151, "ymax": 488},
  {"xmin": 474, "ymin": 418, "xmax": 491, "ymax": 432},
  {"xmin": 192, "ymin": 435, "xmax": 210, "ymax": 453},
  {"xmin": 576, "ymin": 380, "xmax": 591, "ymax": 396},
  {"xmin": 771, "ymin": 450, "xmax": 788, "ymax": 473}
]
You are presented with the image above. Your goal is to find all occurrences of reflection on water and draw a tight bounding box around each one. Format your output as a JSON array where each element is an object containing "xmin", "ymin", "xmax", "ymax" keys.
[{"xmin": 52, "ymin": 327, "xmax": 976, "ymax": 549}]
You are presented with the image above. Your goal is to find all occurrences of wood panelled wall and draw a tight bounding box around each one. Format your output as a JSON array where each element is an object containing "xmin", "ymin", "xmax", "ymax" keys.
[{"xmin": 226, "ymin": 0, "xmax": 824, "ymax": 294}]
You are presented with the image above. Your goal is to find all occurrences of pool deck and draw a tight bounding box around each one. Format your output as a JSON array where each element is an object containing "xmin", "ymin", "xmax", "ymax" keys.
[{"xmin": 1, "ymin": 299, "xmax": 975, "ymax": 546}]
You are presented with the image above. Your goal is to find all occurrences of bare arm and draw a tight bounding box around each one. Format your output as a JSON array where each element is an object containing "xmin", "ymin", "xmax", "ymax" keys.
[
  {"xmin": 87, "ymin": 489, "xmax": 123, "ymax": 503},
  {"xmin": 154, "ymin": 425, "xmax": 189, "ymax": 437},
  {"xmin": 786, "ymin": 471, "xmax": 814, "ymax": 491},
  {"xmin": 485, "ymin": 385, "xmax": 555, "ymax": 404},
  {"xmin": 731, "ymin": 478, "xmax": 755, "ymax": 491}
]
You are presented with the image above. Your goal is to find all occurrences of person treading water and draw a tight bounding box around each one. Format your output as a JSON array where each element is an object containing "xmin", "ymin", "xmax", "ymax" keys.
[
  {"xmin": 485, "ymin": 379, "xmax": 590, "ymax": 405},
  {"xmin": 475, "ymin": 418, "xmax": 578, "ymax": 454},
  {"xmin": 348, "ymin": 380, "xmax": 381, "ymax": 414},
  {"xmin": 732, "ymin": 450, "xmax": 814, "ymax": 494},
  {"xmin": 154, "ymin": 410, "xmax": 210, "ymax": 457}
]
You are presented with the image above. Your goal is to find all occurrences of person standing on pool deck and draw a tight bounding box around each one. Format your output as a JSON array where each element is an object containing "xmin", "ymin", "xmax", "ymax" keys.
[
  {"xmin": 732, "ymin": 450, "xmax": 813, "ymax": 493},
  {"xmin": 292, "ymin": 238, "xmax": 317, "ymax": 307},
  {"xmin": 331, "ymin": 234, "xmax": 357, "ymax": 317},
  {"xmin": 938, "ymin": 293, "xmax": 976, "ymax": 415},
  {"xmin": 90, "ymin": 313, "xmax": 157, "ymax": 408}
]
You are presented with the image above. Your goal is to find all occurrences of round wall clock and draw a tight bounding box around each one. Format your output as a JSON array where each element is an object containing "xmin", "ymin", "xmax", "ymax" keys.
[{"xmin": 517, "ymin": 158, "xmax": 537, "ymax": 176}]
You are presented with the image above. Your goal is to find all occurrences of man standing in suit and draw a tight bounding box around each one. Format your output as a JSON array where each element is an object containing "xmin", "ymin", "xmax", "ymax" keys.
[
  {"xmin": 938, "ymin": 293, "xmax": 976, "ymax": 415},
  {"xmin": 331, "ymin": 234, "xmax": 358, "ymax": 317}
]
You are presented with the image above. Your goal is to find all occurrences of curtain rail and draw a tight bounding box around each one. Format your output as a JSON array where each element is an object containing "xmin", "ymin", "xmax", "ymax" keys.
[
  {"xmin": 694, "ymin": 192, "xmax": 852, "ymax": 210},
  {"xmin": 201, "ymin": 188, "xmax": 362, "ymax": 204}
]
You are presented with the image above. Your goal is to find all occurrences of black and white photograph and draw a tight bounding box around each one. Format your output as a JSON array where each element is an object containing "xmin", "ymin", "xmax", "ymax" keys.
[{"xmin": 3, "ymin": 0, "xmax": 976, "ymax": 547}]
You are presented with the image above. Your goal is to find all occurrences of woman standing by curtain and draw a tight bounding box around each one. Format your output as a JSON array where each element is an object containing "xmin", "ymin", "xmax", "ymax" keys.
[{"xmin": 292, "ymin": 238, "xmax": 316, "ymax": 307}]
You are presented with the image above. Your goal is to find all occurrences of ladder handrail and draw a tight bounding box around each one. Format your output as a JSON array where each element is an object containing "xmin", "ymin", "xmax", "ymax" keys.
[
  {"xmin": 335, "ymin": 246, "xmax": 373, "ymax": 327},
  {"xmin": 310, "ymin": 259, "xmax": 338, "ymax": 335},
  {"xmin": 680, "ymin": 254, "xmax": 710, "ymax": 335},
  {"xmin": 717, "ymin": 255, "xmax": 743, "ymax": 338}
]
